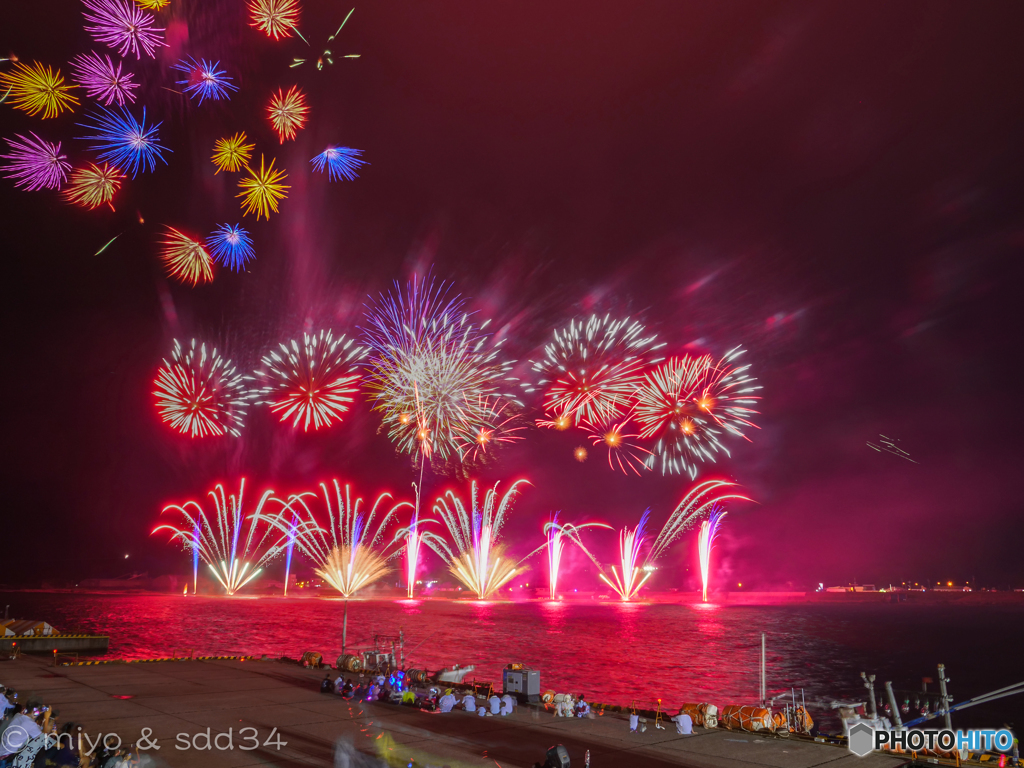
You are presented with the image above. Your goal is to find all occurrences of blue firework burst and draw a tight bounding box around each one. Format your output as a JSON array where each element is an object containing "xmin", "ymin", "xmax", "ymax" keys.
[
  {"xmin": 77, "ymin": 105, "xmax": 170, "ymax": 178},
  {"xmin": 309, "ymin": 146, "xmax": 366, "ymax": 182},
  {"xmin": 206, "ymin": 224, "xmax": 254, "ymax": 271},
  {"xmin": 171, "ymin": 57, "xmax": 238, "ymax": 105}
]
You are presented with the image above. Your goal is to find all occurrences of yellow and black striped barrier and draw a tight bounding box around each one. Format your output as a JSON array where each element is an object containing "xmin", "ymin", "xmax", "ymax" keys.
[{"xmin": 61, "ymin": 654, "xmax": 257, "ymax": 667}]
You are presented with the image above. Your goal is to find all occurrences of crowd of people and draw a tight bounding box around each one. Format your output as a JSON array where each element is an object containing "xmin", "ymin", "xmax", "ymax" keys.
[
  {"xmin": 0, "ymin": 686, "xmax": 150, "ymax": 768},
  {"xmin": 318, "ymin": 673, "xmax": 596, "ymax": 720}
]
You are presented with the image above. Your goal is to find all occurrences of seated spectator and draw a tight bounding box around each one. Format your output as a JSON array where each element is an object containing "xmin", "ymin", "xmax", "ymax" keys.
[
  {"xmin": 438, "ymin": 690, "xmax": 457, "ymax": 713},
  {"xmin": 489, "ymin": 695, "xmax": 501, "ymax": 715},
  {"xmin": 320, "ymin": 674, "xmax": 334, "ymax": 694},
  {"xmin": 461, "ymin": 693, "xmax": 477, "ymax": 712},
  {"xmin": 341, "ymin": 679, "xmax": 354, "ymax": 699},
  {"xmin": 672, "ymin": 712, "xmax": 693, "ymax": 735},
  {"xmin": 575, "ymin": 695, "xmax": 590, "ymax": 717}
]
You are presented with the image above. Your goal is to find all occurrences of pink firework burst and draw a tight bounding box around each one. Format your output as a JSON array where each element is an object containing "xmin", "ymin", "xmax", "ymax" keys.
[
  {"xmin": 70, "ymin": 52, "xmax": 138, "ymax": 106},
  {"xmin": 1, "ymin": 133, "xmax": 71, "ymax": 191},
  {"xmin": 153, "ymin": 339, "xmax": 252, "ymax": 438},
  {"xmin": 82, "ymin": 0, "xmax": 166, "ymax": 60}
]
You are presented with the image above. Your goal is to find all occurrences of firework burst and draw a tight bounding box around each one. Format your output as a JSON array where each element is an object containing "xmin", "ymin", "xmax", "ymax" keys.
[
  {"xmin": 637, "ymin": 349, "xmax": 761, "ymax": 477},
  {"xmin": 211, "ymin": 132, "xmax": 254, "ymax": 174},
  {"xmin": 266, "ymin": 85, "xmax": 308, "ymax": 142},
  {"xmin": 171, "ymin": 57, "xmax": 238, "ymax": 105},
  {"xmin": 363, "ymin": 275, "xmax": 520, "ymax": 463},
  {"xmin": 62, "ymin": 162, "xmax": 124, "ymax": 209},
  {"xmin": 452, "ymin": 396, "xmax": 525, "ymax": 464},
  {"xmin": 153, "ymin": 339, "xmax": 252, "ymax": 438},
  {"xmin": 0, "ymin": 61, "xmax": 79, "ymax": 119},
  {"xmin": 70, "ymin": 52, "xmax": 137, "ymax": 106},
  {"xmin": 206, "ymin": 224, "xmax": 254, "ymax": 271},
  {"xmin": 698, "ymin": 507, "xmax": 726, "ymax": 602},
  {"xmin": 237, "ymin": 155, "xmax": 289, "ymax": 219},
  {"xmin": 134, "ymin": 0, "xmax": 169, "ymax": 9},
  {"xmin": 154, "ymin": 480, "xmax": 290, "ymax": 595},
  {"xmin": 248, "ymin": 0, "xmax": 301, "ymax": 40},
  {"xmin": 82, "ymin": 0, "xmax": 166, "ymax": 59},
  {"xmin": 522, "ymin": 513, "xmax": 610, "ymax": 600},
  {"xmin": 274, "ymin": 482, "xmax": 411, "ymax": 598},
  {"xmin": 598, "ymin": 511, "xmax": 653, "ymax": 601},
  {"xmin": 1, "ymin": 133, "xmax": 71, "ymax": 191},
  {"xmin": 159, "ymin": 227, "xmax": 214, "ymax": 285},
  {"xmin": 77, "ymin": 105, "xmax": 169, "ymax": 178},
  {"xmin": 421, "ymin": 480, "xmax": 529, "ymax": 599},
  {"xmin": 256, "ymin": 330, "xmax": 367, "ymax": 432},
  {"xmin": 527, "ymin": 315, "xmax": 664, "ymax": 428},
  {"xmin": 587, "ymin": 419, "xmax": 651, "ymax": 475},
  {"xmin": 310, "ymin": 146, "xmax": 366, "ymax": 181}
]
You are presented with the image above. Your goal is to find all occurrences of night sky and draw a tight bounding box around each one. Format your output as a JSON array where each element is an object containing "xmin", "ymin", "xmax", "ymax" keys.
[{"xmin": 3, "ymin": 1, "xmax": 1023, "ymax": 590}]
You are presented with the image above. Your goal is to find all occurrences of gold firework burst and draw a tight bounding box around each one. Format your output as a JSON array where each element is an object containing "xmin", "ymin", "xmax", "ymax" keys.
[
  {"xmin": 159, "ymin": 227, "xmax": 214, "ymax": 286},
  {"xmin": 248, "ymin": 0, "xmax": 301, "ymax": 40},
  {"xmin": 237, "ymin": 155, "xmax": 289, "ymax": 220},
  {"xmin": 0, "ymin": 61, "xmax": 79, "ymax": 119},
  {"xmin": 211, "ymin": 132, "xmax": 254, "ymax": 174},
  {"xmin": 134, "ymin": 0, "xmax": 170, "ymax": 9},
  {"xmin": 62, "ymin": 163, "xmax": 124, "ymax": 210},
  {"xmin": 266, "ymin": 85, "xmax": 308, "ymax": 143}
]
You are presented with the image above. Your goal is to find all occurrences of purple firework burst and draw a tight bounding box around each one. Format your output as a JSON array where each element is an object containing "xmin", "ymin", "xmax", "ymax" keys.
[
  {"xmin": 82, "ymin": 0, "xmax": 166, "ymax": 60},
  {"xmin": 310, "ymin": 146, "xmax": 366, "ymax": 182},
  {"xmin": 70, "ymin": 52, "xmax": 139, "ymax": 106},
  {"xmin": 2, "ymin": 134, "xmax": 71, "ymax": 191},
  {"xmin": 171, "ymin": 57, "xmax": 238, "ymax": 105}
]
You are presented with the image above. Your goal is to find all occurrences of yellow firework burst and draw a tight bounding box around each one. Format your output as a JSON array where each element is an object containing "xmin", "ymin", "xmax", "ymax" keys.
[
  {"xmin": 237, "ymin": 155, "xmax": 289, "ymax": 220},
  {"xmin": 159, "ymin": 228, "xmax": 214, "ymax": 286},
  {"xmin": 211, "ymin": 132, "xmax": 254, "ymax": 174},
  {"xmin": 248, "ymin": 0, "xmax": 301, "ymax": 40},
  {"xmin": 266, "ymin": 85, "xmax": 308, "ymax": 143},
  {"xmin": 62, "ymin": 163, "xmax": 124, "ymax": 210},
  {"xmin": 0, "ymin": 61, "xmax": 79, "ymax": 119},
  {"xmin": 134, "ymin": 0, "xmax": 170, "ymax": 8},
  {"xmin": 315, "ymin": 546, "xmax": 390, "ymax": 598}
]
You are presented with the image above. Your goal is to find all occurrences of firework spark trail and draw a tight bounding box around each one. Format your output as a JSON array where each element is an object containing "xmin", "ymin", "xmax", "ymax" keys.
[
  {"xmin": 310, "ymin": 146, "xmax": 366, "ymax": 181},
  {"xmin": 70, "ymin": 52, "xmax": 137, "ymax": 106},
  {"xmin": 1, "ymin": 133, "xmax": 71, "ymax": 191},
  {"xmin": 159, "ymin": 227, "xmax": 214, "ymax": 285},
  {"xmin": 586, "ymin": 419, "xmax": 651, "ymax": 475},
  {"xmin": 153, "ymin": 339, "xmax": 252, "ymax": 437},
  {"xmin": 363, "ymin": 275, "xmax": 521, "ymax": 463},
  {"xmin": 526, "ymin": 315, "xmax": 665, "ymax": 428},
  {"xmin": 867, "ymin": 434, "xmax": 918, "ymax": 464},
  {"xmin": 698, "ymin": 507, "xmax": 726, "ymax": 602},
  {"xmin": 255, "ymin": 330, "xmax": 367, "ymax": 431},
  {"xmin": 452, "ymin": 395, "xmax": 525, "ymax": 463},
  {"xmin": 77, "ymin": 105, "xmax": 169, "ymax": 178},
  {"xmin": 274, "ymin": 482, "xmax": 412, "ymax": 597},
  {"xmin": 206, "ymin": 223, "xmax": 254, "ymax": 271},
  {"xmin": 420, "ymin": 480, "xmax": 529, "ymax": 599},
  {"xmin": 237, "ymin": 155, "xmax": 289, "ymax": 219},
  {"xmin": 82, "ymin": 0, "xmax": 166, "ymax": 59},
  {"xmin": 211, "ymin": 133, "xmax": 254, "ymax": 174},
  {"xmin": 0, "ymin": 61, "xmax": 79, "ymax": 119},
  {"xmin": 519, "ymin": 513, "xmax": 610, "ymax": 600},
  {"xmin": 62, "ymin": 162, "xmax": 124, "ymax": 209},
  {"xmin": 154, "ymin": 480, "xmax": 290, "ymax": 595},
  {"xmin": 248, "ymin": 0, "xmax": 302, "ymax": 40},
  {"xmin": 171, "ymin": 57, "xmax": 238, "ymax": 105},
  {"xmin": 267, "ymin": 86, "xmax": 308, "ymax": 143},
  {"xmin": 647, "ymin": 479, "xmax": 749, "ymax": 562},
  {"xmin": 598, "ymin": 511, "xmax": 653, "ymax": 601},
  {"xmin": 290, "ymin": 7, "xmax": 360, "ymax": 69}
]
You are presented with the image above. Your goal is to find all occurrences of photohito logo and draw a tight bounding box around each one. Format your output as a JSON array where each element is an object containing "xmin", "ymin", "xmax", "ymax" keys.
[
  {"xmin": 847, "ymin": 723, "xmax": 1016, "ymax": 757},
  {"xmin": 0, "ymin": 725, "xmax": 29, "ymax": 753}
]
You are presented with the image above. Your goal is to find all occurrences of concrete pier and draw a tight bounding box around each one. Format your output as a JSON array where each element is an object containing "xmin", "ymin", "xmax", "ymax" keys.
[{"xmin": 0, "ymin": 655, "xmax": 903, "ymax": 767}]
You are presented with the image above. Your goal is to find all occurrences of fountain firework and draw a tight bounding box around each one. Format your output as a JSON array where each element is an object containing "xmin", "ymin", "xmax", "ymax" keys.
[
  {"xmin": 421, "ymin": 479, "xmax": 529, "ymax": 599},
  {"xmin": 153, "ymin": 480, "xmax": 289, "ymax": 595},
  {"xmin": 598, "ymin": 511, "xmax": 653, "ymax": 601},
  {"xmin": 698, "ymin": 507, "xmax": 726, "ymax": 602},
  {"xmin": 275, "ymin": 481, "xmax": 411, "ymax": 598},
  {"xmin": 647, "ymin": 479, "xmax": 749, "ymax": 562}
]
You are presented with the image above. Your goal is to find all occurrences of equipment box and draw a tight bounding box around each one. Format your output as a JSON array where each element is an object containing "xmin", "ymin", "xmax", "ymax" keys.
[{"xmin": 502, "ymin": 668, "xmax": 541, "ymax": 702}]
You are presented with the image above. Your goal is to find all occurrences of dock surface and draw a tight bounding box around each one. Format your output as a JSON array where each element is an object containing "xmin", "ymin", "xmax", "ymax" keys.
[{"xmin": 0, "ymin": 655, "xmax": 903, "ymax": 767}]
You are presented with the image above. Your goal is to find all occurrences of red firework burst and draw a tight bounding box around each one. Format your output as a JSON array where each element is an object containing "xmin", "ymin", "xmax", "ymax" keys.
[{"xmin": 153, "ymin": 340, "xmax": 251, "ymax": 437}]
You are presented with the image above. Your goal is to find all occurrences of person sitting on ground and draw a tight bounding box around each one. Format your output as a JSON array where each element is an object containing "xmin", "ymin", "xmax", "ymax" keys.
[
  {"xmin": 671, "ymin": 711, "xmax": 693, "ymax": 735},
  {"xmin": 574, "ymin": 695, "xmax": 590, "ymax": 718},
  {"xmin": 477, "ymin": 703, "xmax": 488, "ymax": 717},
  {"xmin": 461, "ymin": 693, "xmax": 477, "ymax": 712},
  {"xmin": 438, "ymin": 689, "xmax": 457, "ymax": 713},
  {"xmin": 501, "ymin": 694, "xmax": 516, "ymax": 712},
  {"xmin": 320, "ymin": 674, "xmax": 334, "ymax": 694},
  {"xmin": 352, "ymin": 681, "xmax": 366, "ymax": 700},
  {"xmin": 499, "ymin": 697, "xmax": 513, "ymax": 716},
  {"xmin": 341, "ymin": 679, "xmax": 354, "ymax": 699},
  {"xmin": 489, "ymin": 694, "xmax": 501, "ymax": 715},
  {"xmin": 366, "ymin": 682, "xmax": 379, "ymax": 701}
]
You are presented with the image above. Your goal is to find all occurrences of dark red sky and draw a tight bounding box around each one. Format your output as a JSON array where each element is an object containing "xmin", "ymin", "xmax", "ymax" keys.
[{"xmin": 2, "ymin": 1, "xmax": 1023, "ymax": 589}]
